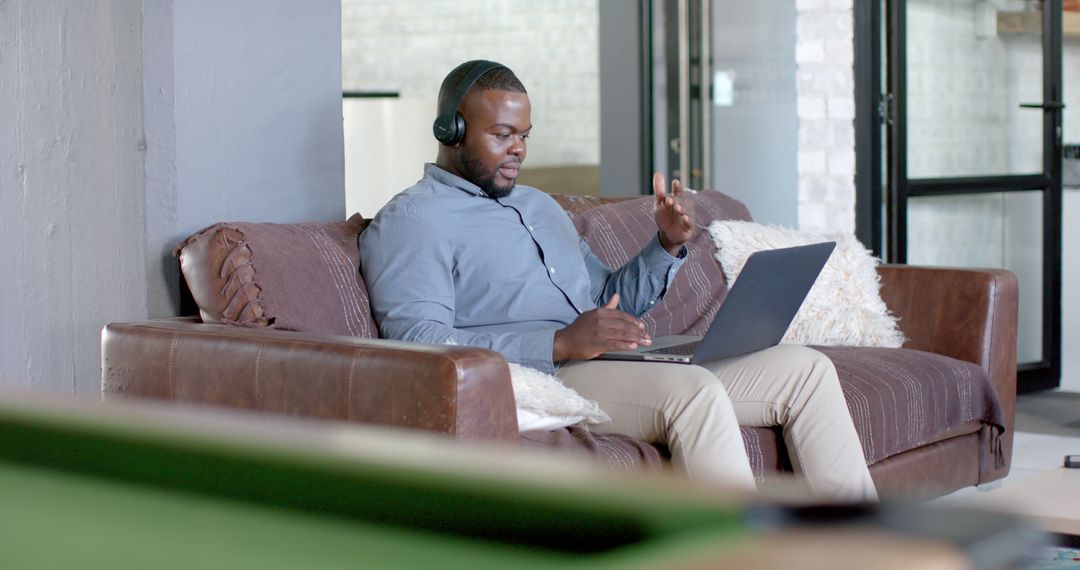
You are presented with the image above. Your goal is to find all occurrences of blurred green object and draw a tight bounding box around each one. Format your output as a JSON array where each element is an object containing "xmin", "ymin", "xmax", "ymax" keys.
[
  {"xmin": 0, "ymin": 391, "xmax": 1040, "ymax": 569},
  {"xmin": 0, "ymin": 392, "xmax": 745, "ymax": 570}
]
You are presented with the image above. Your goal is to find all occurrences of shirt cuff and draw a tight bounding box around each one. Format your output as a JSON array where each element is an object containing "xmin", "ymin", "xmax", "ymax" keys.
[
  {"xmin": 642, "ymin": 233, "xmax": 689, "ymax": 268},
  {"xmin": 511, "ymin": 329, "xmax": 558, "ymax": 375}
]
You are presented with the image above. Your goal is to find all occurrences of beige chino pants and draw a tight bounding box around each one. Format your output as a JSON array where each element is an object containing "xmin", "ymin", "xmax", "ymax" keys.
[{"xmin": 556, "ymin": 344, "xmax": 878, "ymax": 502}]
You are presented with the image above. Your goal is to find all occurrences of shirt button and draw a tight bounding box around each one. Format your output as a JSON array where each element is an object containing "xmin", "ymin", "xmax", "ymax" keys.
[
  {"xmin": 527, "ymin": 225, "xmax": 534, "ymax": 231},
  {"xmin": 548, "ymin": 267, "xmax": 555, "ymax": 274}
]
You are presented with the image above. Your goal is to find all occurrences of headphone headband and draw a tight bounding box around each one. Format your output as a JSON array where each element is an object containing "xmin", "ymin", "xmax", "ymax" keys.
[{"xmin": 433, "ymin": 60, "xmax": 505, "ymax": 145}]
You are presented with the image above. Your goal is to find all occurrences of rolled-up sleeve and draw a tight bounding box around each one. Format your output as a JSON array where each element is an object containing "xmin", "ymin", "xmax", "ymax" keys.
[
  {"xmin": 582, "ymin": 234, "xmax": 686, "ymax": 318},
  {"xmin": 360, "ymin": 205, "xmax": 558, "ymax": 373}
]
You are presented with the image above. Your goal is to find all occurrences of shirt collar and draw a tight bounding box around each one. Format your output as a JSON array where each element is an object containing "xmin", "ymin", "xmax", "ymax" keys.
[{"xmin": 424, "ymin": 163, "xmax": 489, "ymax": 198}]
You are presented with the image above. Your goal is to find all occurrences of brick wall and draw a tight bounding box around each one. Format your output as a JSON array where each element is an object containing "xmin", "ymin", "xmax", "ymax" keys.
[{"xmin": 795, "ymin": 0, "xmax": 856, "ymax": 234}]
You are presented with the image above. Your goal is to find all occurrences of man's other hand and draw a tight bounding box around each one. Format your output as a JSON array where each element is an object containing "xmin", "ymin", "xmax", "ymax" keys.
[
  {"xmin": 653, "ymin": 172, "xmax": 694, "ymax": 255},
  {"xmin": 552, "ymin": 293, "xmax": 651, "ymax": 362}
]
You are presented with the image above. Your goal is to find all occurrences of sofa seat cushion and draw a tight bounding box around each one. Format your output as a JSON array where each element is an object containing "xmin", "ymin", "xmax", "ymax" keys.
[
  {"xmin": 569, "ymin": 192, "xmax": 752, "ymax": 338},
  {"xmin": 739, "ymin": 346, "xmax": 1005, "ymax": 477},
  {"xmin": 176, "ymin": 215, "xmax": 378, "ymax": 338},
  {"xmin": 520, "ymin": 427, "xmax": 664, "ymax": 472}
]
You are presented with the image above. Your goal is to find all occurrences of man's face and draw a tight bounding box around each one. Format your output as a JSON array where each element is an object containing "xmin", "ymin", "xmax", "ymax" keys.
[{"xmin": 455, "ymin": 89, "xmax": 532, "ymax": 199}]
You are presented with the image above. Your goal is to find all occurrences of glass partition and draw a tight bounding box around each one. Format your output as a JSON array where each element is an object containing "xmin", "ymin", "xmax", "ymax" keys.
[
  {"xmin": 906, "ymin": 0, "xmax": 1044, "ymax": 179},
  {"xmin": 907, "ymin": 191, "xmax": 1043, "ymax": 363}
]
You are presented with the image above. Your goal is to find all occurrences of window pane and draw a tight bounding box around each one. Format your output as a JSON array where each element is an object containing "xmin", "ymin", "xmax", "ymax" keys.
[
  {"xmin": 1062, "ymin": 1, "xmax": 1079, "ymax": 390},
  {"xmin": 906, "ymin": 0, "xmax": 1043, "ymax": 178},
  {"xmin": 907, "ymin": 191, "xmax": 1043, "ymax": 364}
]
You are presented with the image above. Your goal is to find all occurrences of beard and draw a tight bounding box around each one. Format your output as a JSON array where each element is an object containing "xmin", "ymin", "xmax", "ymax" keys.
[{"xmin": 459, "ymin": 148, "xmax": 516, "ymax": 200}]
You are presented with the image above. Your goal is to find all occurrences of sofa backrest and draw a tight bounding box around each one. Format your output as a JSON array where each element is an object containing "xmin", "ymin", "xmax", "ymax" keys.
[
  {"xmin": 177, "ymin": 214, "xmax": 379, "ymax": 338},
  {"xmin": 176, "ymin": 191, "xmax": 751, "ymax": 339},
  {"xmin": 564, "ymin": 193, "xmax": 752, "ymax": 337}
]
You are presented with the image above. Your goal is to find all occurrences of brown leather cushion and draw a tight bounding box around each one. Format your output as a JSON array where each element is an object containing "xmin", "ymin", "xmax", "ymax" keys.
[
  {"xmin": 740, "ymin": 346, "xmax": 1005, "ymax": 478},
  {"xmin": 569, "ymin": 192, "xmax": 752, "ymax": 337},
  {"xmin": 175, "ymin": 215, "xmax": 378, "ymax": 338}
]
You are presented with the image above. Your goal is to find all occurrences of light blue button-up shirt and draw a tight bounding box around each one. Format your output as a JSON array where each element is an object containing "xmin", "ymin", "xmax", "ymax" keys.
[{"xmin": 358, "ymin": 164, "xmax": 686, "ymax": 373}]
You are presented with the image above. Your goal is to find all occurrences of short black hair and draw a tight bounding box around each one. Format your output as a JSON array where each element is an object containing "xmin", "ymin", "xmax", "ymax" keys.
[{"xmin": 437, "ymin": 60, "xmax": 526, "ymax": 111}]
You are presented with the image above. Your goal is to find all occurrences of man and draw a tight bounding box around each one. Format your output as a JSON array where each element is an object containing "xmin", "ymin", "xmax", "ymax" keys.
[{"xmin": 359, "ymin": 60, "xmax": 876, "ymax": 501}]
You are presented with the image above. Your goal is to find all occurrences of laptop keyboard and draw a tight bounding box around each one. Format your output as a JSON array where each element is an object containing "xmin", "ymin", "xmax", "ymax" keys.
[{"xmin": 644, "ymin": 340, "xmax": 701, "ymax": 357}]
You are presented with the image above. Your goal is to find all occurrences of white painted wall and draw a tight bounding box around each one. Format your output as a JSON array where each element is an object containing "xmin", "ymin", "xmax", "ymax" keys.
[
  {"xmin": 172, "ymin": 1, "xmax": 345, "ymax": 234},
  {"xmin": 0, "ymin": 0, "xmax": 346, "ymax": 396},
  {"xmin": 1063, "ymin": 41, "xmax": 1080, "ymax": 392},
  {"xmin": 1063, "ymin": 189, "xmax": 1080, "ymax": 392},
  {"xmin": 599, "ymin": 0, "xmax": 647, "ymax": 197},
  {"xmin": 0, "ymin": 1, "xmax": 148, "ymax": 396},
  {"xmin": 142, "ymin": 0, "xmax": 180, "ymax": 319}
]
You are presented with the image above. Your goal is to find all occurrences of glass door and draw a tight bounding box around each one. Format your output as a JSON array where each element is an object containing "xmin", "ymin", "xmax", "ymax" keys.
[
  {"xmin": 651, "ymin": 0, "xmax": 799, "ymax": 227},
  {"xmin": 1061, "ymin": 4, "xmax": 1079, "ymax": 392},
  {"xmin": 886, "ymin": 0, "xmax": 1065, "ymax": 392}
]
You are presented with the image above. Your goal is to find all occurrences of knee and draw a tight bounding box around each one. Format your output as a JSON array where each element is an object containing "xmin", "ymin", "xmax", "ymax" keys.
[
  {"xmin": 680, "ymin": 366, "xmax": 735, "ymax": 411},
  {"xmin": 780, "ymin": 345, "xmax": 839, "ymax": 384}
]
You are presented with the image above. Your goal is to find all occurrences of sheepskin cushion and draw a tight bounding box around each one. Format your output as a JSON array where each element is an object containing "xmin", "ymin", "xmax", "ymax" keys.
[
  {"xmin": 708, "ymin": 221, "xmax": 905, "ymax": 348},
  {"xmin": 508, "ymin": 362, "xmax": 610, "ymax": 431}
]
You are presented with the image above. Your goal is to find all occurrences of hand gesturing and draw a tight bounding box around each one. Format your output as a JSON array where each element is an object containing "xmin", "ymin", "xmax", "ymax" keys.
[
  {"xmin": 653, "ymin": 172, "xmax": 694, "ymax": 255},
  {"xmin": 552, "ymin": 294, "xmax": 651, "ymax": 362}
]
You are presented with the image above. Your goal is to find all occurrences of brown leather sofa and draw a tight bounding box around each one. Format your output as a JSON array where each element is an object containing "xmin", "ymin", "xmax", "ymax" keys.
[{"xmin": 102, "ymin": 192, "xmax": 1018, "ymax": 499}]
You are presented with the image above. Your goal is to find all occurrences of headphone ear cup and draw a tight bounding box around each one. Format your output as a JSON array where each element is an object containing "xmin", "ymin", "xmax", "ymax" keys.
[
  {"xmin": 433, "ymin": 114, "xmax": 454, "ymax": 145},
  {"xmin": 432, "ymin": 112, "xmax": 467, "ymax": 146},
  {"xmin": 450, "ymin": 112, "xmax": 467, "ymax": 145}
]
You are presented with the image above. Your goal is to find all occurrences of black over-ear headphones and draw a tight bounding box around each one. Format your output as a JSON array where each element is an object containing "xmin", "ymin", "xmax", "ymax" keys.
[{"xmin": 432, "ymin": 60, "xmax": 505, "ymax": 146}]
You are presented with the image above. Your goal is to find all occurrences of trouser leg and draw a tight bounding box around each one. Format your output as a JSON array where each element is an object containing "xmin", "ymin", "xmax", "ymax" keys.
[
  {"xmin": 556, "ymin": 359, "xmax": 756, "ymax": 491},
  {"xmin": 701, "ymin": 344, "xmax": 878, "ymax": 501}
]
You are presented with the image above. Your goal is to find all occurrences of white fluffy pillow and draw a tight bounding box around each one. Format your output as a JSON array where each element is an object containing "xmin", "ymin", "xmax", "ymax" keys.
[
  {"xmin": 508, "ymin": 362, "xmax": 610, "ymax": 431},
  {"xmin": 707, "ymin": 221, "xmax": 905, "ymax": 348}
]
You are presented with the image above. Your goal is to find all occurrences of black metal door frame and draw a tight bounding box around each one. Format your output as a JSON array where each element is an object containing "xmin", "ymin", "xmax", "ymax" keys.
[{"xmin": 856, "ymin": 0, "xmax": 1064, "ymax": 393}]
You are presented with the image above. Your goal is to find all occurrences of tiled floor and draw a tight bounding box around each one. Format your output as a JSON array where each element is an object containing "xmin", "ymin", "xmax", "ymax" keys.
[
  {"xmin": 936, "ymin": 388, "xmax": 1080, "ymax": 503},
  {"xmin": 935, "ymin": 431, "xmax": 1080, "ymax": 503}
]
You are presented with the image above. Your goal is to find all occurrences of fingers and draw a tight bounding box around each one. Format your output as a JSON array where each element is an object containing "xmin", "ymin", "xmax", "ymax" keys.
[
  {"xmin": 563, "ymin": 299, "xmax": 654, "ymax": 359},
  {"xmin": 653, "ymin": 172, "xmax": 666, "ymax": 199},
  {"xmin": 648, "ymin": 171, "xmax": 665, "ymax": 207},
  {"xmin": 653, "ymin": 172, "xmax": 687, "ymax": 216},
  {"xmin": 599, "ymin": 317, "xmax": 651, "ymax": 349},
  {"xmin": 598, "ymin": 296, "xmax": 643, "ymax": 329},
  {"xmin": 668, "ymin": 180, "xmax": 685, "ymax": 214},
  {"xmin": 598, "ymin": 294, "xmax": 648, "ymax": 343}
]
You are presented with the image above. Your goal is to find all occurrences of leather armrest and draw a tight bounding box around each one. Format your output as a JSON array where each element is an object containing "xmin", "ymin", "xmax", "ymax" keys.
[
  {"xmin": 101, "ymin": 320, "xmax": 519, "ymax": 442},
  {"xmin": 877, "ymin": 265, "xmax": 1018, "ymax": 476}
]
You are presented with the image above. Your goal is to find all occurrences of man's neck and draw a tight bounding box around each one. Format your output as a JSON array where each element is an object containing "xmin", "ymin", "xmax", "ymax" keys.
[{"xmin": 434, "ymin": 155, "xmax": 464, "ymax": 181}]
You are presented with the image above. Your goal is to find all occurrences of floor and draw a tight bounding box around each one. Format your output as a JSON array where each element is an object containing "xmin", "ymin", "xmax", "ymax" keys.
[
  {"xmin": 936, "ymin": 389, "xmax": 1080, "ymax": 502},
  {"xmin": 1016, "ymin": 390, "xmax": 1080, "ymax": 438}
]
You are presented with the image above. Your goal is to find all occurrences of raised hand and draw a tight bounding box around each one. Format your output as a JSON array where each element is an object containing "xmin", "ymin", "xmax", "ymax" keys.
[
  {"xmin": 653, "ymin": 172, "xmax": 694, "ymax": 255},
  {"xmin": 552, "ymin": 293, "xmax": 652, "ymax": 362}
]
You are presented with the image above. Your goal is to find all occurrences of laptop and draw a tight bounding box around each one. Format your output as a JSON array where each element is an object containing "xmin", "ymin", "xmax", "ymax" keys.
[{"xmin": 597, "ymin": 241, "xmax": 836, "ymax": 365}]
